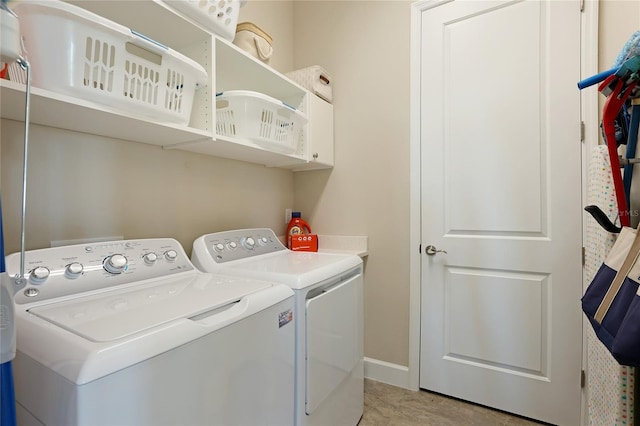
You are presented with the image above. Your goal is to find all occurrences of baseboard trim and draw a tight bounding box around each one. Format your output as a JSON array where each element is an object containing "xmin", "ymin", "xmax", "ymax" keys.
[{"xmin": 364, "ymin": 357, "xmax": 411, "ymax": 390}]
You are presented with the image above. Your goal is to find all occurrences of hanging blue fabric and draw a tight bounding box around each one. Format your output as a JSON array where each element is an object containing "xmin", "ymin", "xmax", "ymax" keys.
[
  {"xmin": 0, "ymin": 364, "xmax": 16, "ymax": 426},
  {"xmin": 0, "ymin": 196, "xmax": 17, "ymax": 426},
  {"xmin": 624, "ymin": 105, "xmax": 640, "ymax": 205}
]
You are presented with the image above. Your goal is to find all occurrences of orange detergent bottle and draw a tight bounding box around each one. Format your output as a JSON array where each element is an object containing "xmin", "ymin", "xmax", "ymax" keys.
[{"xmin": 287, "ymin": 212, "xmax": 313, "ymax": 250}]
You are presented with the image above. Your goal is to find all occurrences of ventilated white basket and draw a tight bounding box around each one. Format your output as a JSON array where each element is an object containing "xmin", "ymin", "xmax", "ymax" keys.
[
  {"xmin": 13, "ymin": 0, "xmax": 208, "ymax": 125},
  {"xmin": 161, "ymin": 0, "xmax": 240, "ymax": 41},
  {"xmin": 216, "ymin": 91, "xmax": 307, "ymax": 154}
]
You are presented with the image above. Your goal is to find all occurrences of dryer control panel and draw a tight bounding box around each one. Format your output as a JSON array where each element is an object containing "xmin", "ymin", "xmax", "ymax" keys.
[
  {"xmin": 6, "ymin": 238, "xmax": 194, "ymax": 304},
  {"xmin": 193, "ymin": 228, "xmax": 286, "ymax": 265}
]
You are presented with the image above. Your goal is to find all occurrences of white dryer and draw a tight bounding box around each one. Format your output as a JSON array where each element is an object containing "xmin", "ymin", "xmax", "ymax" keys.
[
  {"xmin": 191, "ymin": 228, "xmax": 364, "ymax": 426},
  {"xmin": 5, "ymin": 238, "xmax": 295, "ymax": 426}
]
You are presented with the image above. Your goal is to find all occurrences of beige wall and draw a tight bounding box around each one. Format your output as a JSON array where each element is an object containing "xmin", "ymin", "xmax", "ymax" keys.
[
  {"xmin": 598, "ymin": 1, "xmax": 640, "ymax": 73},
  {"xmin": 292, "ymin": 1, "xmax": 411, "ymax": 366},
  {"xmin": 0, "ymin": 121, "xmax": 295, "ymax": 255}
]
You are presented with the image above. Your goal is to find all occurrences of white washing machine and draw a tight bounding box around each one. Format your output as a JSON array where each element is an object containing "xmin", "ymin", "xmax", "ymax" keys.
[
  {"xmin": 191, "ymin": 228, "xmax": 364, "ymax": 426},
  {"xmin": 5, "ymin": 238, "xmax": 295, "ymax": 426}
]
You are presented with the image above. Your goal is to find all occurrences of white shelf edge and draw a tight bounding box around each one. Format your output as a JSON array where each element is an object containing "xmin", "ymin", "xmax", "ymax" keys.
[
  {"xmin": 0, "ymin": 80, "xmax": 211, "ymax": 146},
  {"xmin": 165, "ymin": 134, "xmax": 308, "ymax": 168}
]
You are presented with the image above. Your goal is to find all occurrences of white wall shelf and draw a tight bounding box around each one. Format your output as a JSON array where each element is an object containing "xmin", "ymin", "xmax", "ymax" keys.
[
  {"xmin": 1, "ymin": 0, "xmax": 334, "ymax": 171},
  {"xmin": 0, "ymin": 80, "xmax": 211, "ymax": 146},
  {"xmin": 165, "ymin": 134, "xmax": 307, "ymax": 168}
]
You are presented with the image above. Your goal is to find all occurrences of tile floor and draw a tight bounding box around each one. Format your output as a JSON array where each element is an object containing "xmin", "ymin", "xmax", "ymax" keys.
[{"xmin": 359, "ymin": 379, "xmax": 548, "ymax": 426}]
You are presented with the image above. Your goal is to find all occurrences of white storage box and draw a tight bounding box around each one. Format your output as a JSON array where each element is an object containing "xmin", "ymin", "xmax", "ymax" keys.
[
  {"xmin": 13, "ymin": 0, "xmax": 208, "ymax": 125},
  {"xmin": 285, "ymin": 66, "xmax": 332, "ymax": 103},
  {"xmin": 216, "ymin": 90, "xmax": 307, "ymax": 154},
  {"xmin": 160, "ymin": 0, "xmax": 240, "ymax": 41}
]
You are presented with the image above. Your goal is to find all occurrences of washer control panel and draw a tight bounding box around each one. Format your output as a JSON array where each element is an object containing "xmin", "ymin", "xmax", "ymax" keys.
[
  {"xmin": 5, "ymin": 238, "xmax": 194, "ymax": 305},
  {"xmin": 200, "ymin": 228, "xmax": 286, "ymax": 264}
]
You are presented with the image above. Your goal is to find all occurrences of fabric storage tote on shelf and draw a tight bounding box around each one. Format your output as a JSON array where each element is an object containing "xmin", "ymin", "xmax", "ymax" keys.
[
  {"xmin": 233, "ymin": 22, "xmax": 272, "ymax": 64},
  {"xmin": 285, "ymin": 66, "xmax": 332, "ymax": 103},
  {"xmin": 13, "ymin": 0, "xmax": 208, "ymax": 125},
  {"xmin": 160, "ymin": 0, "xmax": 240, "ymax": 41},
  {"xmin": 216, "ymin": 90, "xmax": 306, "ymax": 154}
]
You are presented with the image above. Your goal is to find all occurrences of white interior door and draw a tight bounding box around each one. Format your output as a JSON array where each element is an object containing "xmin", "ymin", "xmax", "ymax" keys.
[{"xmin": 418, "ymin": 1, "xmax": 583, "ymax": 425}]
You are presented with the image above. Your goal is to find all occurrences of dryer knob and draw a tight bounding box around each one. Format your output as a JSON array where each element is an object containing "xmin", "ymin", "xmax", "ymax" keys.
[
  {"xmin": 258, "ymin": 236, "xmax": 268, "ymax": 246},
  {"xmin": 65, "ymin": 262, "xmax": 84, "ymax": 279},
  {"xmin": 104, "ymin": 254, "xmax": 128, "ymax": 274},
  {"xmin": 30, "ymin": 266, "xmax": 50, "ymax": 284},
  {"xmin": 164, "ymin": 250, "xmax": 178, "ymax": 262}
]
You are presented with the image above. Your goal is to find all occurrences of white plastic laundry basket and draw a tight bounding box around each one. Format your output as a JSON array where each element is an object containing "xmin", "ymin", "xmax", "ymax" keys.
[
  {"xmin": 161, "ymin": 0, "xmax": 240, "ymax": 41},
  {"xmin": 216, "ymin": 91, "xmax": 307, "ymax": 154},
  {"xmin": 13, "ymin": 0, "xmax": 208, "ymax": 125}
]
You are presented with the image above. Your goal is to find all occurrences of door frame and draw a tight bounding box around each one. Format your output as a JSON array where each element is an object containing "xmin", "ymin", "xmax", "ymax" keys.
[{"xmin": 408, "ymin": 1, "xmax": 599, "ymax": 423}]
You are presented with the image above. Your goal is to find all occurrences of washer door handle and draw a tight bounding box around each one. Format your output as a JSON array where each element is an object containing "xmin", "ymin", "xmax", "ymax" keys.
[{"xmin": 425, "ymin": 245, "xmax": 447, "ymax": 256}]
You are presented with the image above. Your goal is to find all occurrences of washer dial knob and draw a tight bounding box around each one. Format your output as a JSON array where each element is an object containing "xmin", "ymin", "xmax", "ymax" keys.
[
  {"xmin": 242, "ymin": 237, "xmax": 256, "ymax": 250},
  {"xmin": 104, "ymin": 254, "xmax": 128, "ymax": 274},
  {"xmin": 258, "ymin": 236, "xmax": 268, "ymax": 246},
  {"xmin": 65, "ymin": 262, "xmax": 84, "ymax": 279},
  {"xmin": 214, "ymin": 243, "xmax": 225, "ymax": 252},
  {"xmin": 30, "ymin": 266, "xmax": 50, "ymax": 284},
  {"xmin": 143, "ymin": 252, "xmax": 158, "ymax": 265},
  {"xmin": 227, "ymin": 241, "xmax": 238, "ymax": 250},
  {"xmin": 164, "ymin": 250, "xmax": 178, "ymax": 262}
]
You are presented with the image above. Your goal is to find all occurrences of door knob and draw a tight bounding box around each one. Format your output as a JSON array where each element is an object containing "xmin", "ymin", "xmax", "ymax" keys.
[{"xmin": 425, "ymin": 245, "xmax": 447, "ymax": 256}]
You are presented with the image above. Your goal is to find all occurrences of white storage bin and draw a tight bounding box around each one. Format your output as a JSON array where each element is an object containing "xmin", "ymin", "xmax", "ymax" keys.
[
  {"xmin": 216, "ymin": 90, "xmax": 307, "ymax": 154},
  {"xmin": 13, "ymin": 0, "xmax": 208, "ymax": 125},
  {"xmin": 160, "ymin": 0, "xmax": 240, "ymax": 41},
  {"xmin": 286, "ymin": 66, "xmax": 332, "ymax": 103}
]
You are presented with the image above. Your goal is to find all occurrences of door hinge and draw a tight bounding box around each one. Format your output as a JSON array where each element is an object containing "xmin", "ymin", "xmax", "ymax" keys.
[
  {"xmin": 580, "ymin": 121, "xmax": 585, "ymax": 142},
  {"xmin": 580, "ymin": 0, "xmax": 585, "ymax": 12},
  {"xmin": 581, "ymin": 369, "xmax": 586, "ymax": 388},
  {"xmin": 582, "ymin": 247, "xmax": 586, "ymax": 266},
  {"xmin": 419, "ymin": 244, "xmax": 422, "ymax": 254}
]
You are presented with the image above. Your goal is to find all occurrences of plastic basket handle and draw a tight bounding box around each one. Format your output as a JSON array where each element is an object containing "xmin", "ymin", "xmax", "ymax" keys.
[
  {"xmin": 130, "ymin": 29, "xmax": 169, "ymax": 56},
  {"xmin": 280, "ymin": 102, "xmax": 307, "ymax": 121}
]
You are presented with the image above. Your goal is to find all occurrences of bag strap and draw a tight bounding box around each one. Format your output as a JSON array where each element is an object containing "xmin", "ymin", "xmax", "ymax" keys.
[
  {"xmin": 595, "ymin": 225, "xmax": 640, "ymax": 323},
  {"xmin": 253, "ymin": 36, "xmax": 273, "ymax": 61}
]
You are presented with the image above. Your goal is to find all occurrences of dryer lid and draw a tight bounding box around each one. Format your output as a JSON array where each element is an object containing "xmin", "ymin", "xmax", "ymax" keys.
[
  {"xmin": 28, "ymin": 274, "xmax": 273, "ymax": 342},
  {"xmin": 222, "ymin": 251, "xmax": 362, "ymax": 290}
]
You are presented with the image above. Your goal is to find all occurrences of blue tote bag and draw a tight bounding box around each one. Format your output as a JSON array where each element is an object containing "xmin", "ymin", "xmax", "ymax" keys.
[{"xmin": 583, "ymin": 225, "xmax": 640, "ymax": 366}]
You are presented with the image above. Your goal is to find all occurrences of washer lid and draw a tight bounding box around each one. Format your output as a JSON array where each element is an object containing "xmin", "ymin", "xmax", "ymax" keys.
[
  {"xmin": 28, "ymin": 273, "xmax": 272, "ymax": 342},
  {"xmin": 221, "ymin": 251, "xmax": 362, "ymax": 290}
]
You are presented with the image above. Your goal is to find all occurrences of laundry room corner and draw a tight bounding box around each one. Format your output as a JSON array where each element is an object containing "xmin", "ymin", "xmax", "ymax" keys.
[{"xmin": 291, "ymin": 0, "xmax": 413, "ymax": 386}]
